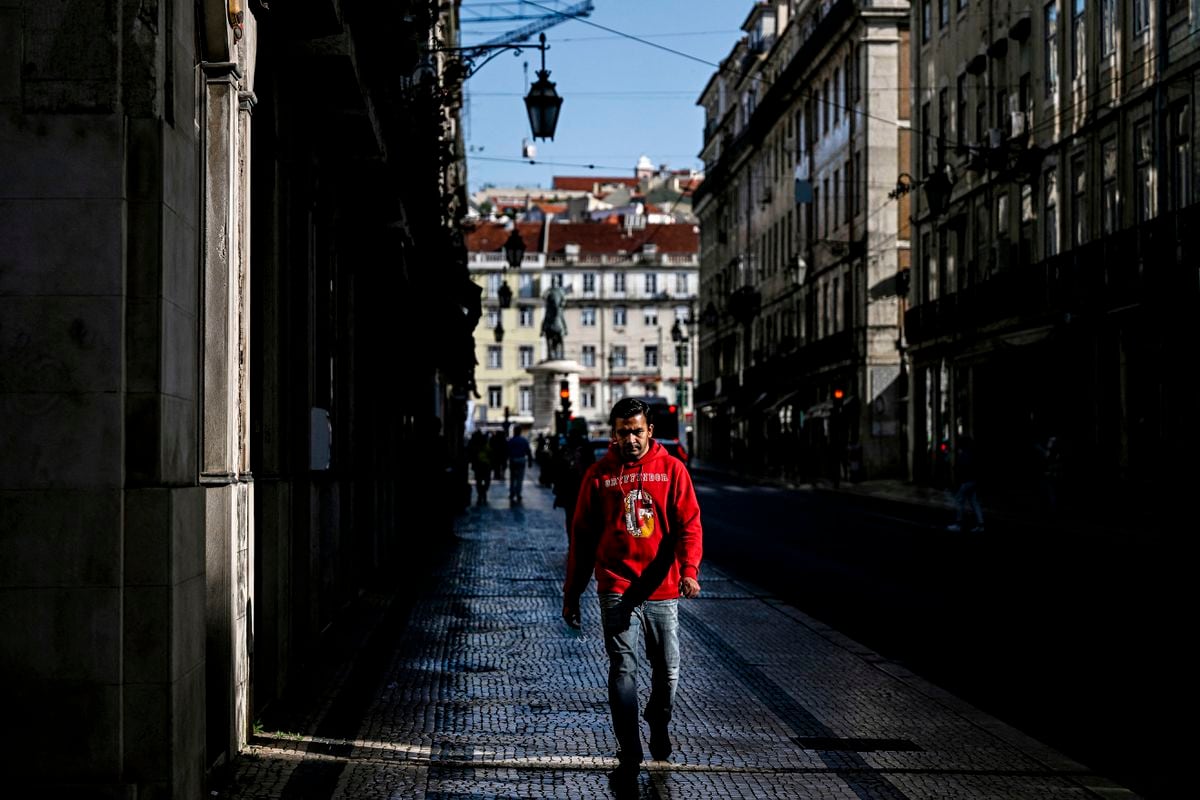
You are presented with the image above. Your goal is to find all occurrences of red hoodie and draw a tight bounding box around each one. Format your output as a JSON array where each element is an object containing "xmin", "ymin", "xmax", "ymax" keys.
[{"xmin": 563, "ymin": 439, "xmax": 703, "ymax": 602}]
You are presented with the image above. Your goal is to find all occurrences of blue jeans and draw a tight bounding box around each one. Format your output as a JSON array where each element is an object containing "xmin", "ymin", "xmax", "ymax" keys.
[
  {"xmin": 508, "ymin": 459, "xmax": 527, "ymax": 499},
  {"xmin": 954, "ymin": 479, "xmax": 983, "ymax": 525},
  {"xmin": 599, "ymin": 593, "xmax": 679, "ymax": 763}
]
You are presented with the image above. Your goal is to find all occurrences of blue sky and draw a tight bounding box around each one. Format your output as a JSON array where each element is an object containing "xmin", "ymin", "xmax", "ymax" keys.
[{"xmin": 459, "ymin": 0, "xmax": 751, "ymax": 192}]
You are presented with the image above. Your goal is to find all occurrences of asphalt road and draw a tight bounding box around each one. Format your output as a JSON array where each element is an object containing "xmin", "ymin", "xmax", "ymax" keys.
[{"xmin": 693, "ymin": 474, "xmax": 1182, "ymax": 800}]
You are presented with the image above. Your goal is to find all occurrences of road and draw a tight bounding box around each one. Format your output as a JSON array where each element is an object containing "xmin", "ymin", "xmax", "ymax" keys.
[{"xmin": 693, "ymin": 474, "xmax": 1182, "ymax": 800}]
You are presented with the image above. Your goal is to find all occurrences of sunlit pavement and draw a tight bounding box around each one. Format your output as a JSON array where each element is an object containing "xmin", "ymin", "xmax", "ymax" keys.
[{"xmin": 218, "ymin": 474, "xmax": 1139, "ymax": 799}]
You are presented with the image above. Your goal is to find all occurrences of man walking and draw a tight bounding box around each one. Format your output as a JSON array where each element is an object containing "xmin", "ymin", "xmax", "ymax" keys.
[
  {"xmin": 947, "ymin": 433, "xmax": 985, "ymax": 532},
  {"xmin": 562, "ymin": 397, "xmax": 703, "ymax": 788},
  {"xmin": 506, "ymin": 424, "xmax": 534, "ymax": 504},
  {"xmin": 551, "ymin": 417, "xmax": 596, "ymax": 542}
]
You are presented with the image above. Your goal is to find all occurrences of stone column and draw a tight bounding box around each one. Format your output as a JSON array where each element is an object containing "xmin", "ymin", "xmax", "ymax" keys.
[
  {"xmin": 200, "ymin": 58, "xmax": 253, "ymax": 769},
  {"xmin": 527, "ymin": 359, "xmax": 583, "ymax": 434}
]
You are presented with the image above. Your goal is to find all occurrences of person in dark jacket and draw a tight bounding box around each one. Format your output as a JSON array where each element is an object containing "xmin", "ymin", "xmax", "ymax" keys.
[
  {"xmin": 563, "ymin": 397, "xmax": 703, "ymax": 789},
  {"xmin": 506, "ymin": 424, "xmax": 534, "ymax": 504},
  {"xmin": 466, "ymin": 430, "xmax": 492, "ymax": 506},
  {"xmin": 552, "ymin": 417, "xmax": 595, "ymax": 540},
  {"xmin": 948, "ymin": 433, "xmax": 984, "ymax": 532},
  {"xmin": 488, "ymin": 430, "xmax": 508, "ymax": 481}
]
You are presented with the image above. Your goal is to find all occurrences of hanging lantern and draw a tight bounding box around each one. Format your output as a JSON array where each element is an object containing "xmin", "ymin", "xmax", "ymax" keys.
[
  {"xmin": 503, "ymin": 228, "xmax": 526, "ymax": 269},
  {"xmin": 524, "ymin": 34, "xmax": 563, "ymax": 141}
]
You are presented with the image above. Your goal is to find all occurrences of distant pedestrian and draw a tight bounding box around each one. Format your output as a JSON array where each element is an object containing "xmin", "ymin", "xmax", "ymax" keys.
[
  {"xmin": 536, "ymin": 434, "xmax": 555, "ymax": 486},
  {"xmin": 467, "ymin": 430, "xmax": 492, "ymax": 506},
  {"xmin": 506, "ymin": 424, "xmax": 535, "ymax": 504},
  {"xmin": 845, "ymin": 441, "xmax": 864, "ymax": 483},
  {"xmin": 551, "ymin": 417, "xmax": 596, "ymax": 540},
  {"xmin": 1034, "ymin": 431, "xmax": 1064, "ymax": 515},
  {"xmin": 563, "ymin": 397, "xmax": 704, "ymax": 790},
  {"xmin": 947, "ymin": 434, "xmax": 984, "ymax": 532},
  {"xmin": 488, "ymin": 430, "xmax": 508, "ymax": 481}
]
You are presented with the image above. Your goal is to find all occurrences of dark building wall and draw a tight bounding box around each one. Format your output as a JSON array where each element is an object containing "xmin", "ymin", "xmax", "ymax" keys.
[
  {"xmin": 1, "ymin": 1, "xmax": 472, "ymax": 797},
  {"xmin": 1, "ymin": 0, "xmax": 208, "ymax": 796}
]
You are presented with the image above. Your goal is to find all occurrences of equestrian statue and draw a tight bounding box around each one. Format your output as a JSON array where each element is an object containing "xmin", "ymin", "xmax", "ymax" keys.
[{"xmin": 542, "ymin": 285, "xmax": 567, "ymax": 360}]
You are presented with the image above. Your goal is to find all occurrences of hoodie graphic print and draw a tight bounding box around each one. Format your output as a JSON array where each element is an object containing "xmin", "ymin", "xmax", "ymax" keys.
[{"xmin": 564, "ymin": 439, "xmax": 703, "ymax": 602}]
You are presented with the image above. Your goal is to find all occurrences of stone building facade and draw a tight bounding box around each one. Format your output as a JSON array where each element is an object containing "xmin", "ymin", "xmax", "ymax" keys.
[
  {"xmin": 466, "ymin": 219, "xmax": 699, "ymax": 436},
  {"xmin": 904, "ymin": 0, "xmax": 1199, "ymax": 501},
  {"xmin": 694, "ymin": 0, "xmax": 911, "ymax": 480},
  {"xmin": 1, "ymin": 2, "xmax": 475, "ymax": 796}
]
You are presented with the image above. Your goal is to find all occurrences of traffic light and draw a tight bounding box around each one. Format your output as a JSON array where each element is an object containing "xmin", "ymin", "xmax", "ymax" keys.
[
  {"xmin": 832, "ymin": 388, "xmax": 844, "ymax": 414},
  {"xmin": 559, "ymin": 380, "xmax": 572, "ymax": 416}
]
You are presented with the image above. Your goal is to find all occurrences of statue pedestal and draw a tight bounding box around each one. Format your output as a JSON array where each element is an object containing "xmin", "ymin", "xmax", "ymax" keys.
[{"xmin": 527, "ymin": 359, "xmax": 582, "ymax": 434}]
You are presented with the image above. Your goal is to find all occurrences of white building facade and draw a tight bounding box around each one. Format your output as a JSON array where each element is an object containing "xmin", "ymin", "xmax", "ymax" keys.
[
  {"xmin": 466, "ymin": 220, "xmax": 700, "ymax": 437},
  {"xmin": 694, "ymin": 0, "xmax": 911, "ymax": 479}
]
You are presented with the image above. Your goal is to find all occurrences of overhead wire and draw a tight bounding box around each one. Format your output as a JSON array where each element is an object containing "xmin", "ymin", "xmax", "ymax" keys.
[
  {"xmin": 495, "ymin": 1, "xmax": 1196, "ymax": 179},
  {"xmin": 469, "ymin": 1, "xmax": 1188, "ymax": 298}
]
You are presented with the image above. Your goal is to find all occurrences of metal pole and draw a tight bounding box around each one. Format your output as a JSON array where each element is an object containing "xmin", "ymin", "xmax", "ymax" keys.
[{"xmin": 677, "ymin": 341, "xmax": 685, "ymax": 430}]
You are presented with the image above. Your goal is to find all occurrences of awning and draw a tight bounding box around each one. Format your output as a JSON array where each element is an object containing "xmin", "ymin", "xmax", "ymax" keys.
[
  {"xmin": 806, "ymin": 395, "xmax": 857, "ymax": 419},
  {"xmin": 766, "ymin": 390, "xmax": 803, "ymax": 413},
  {"xmin": 729, "ymin": 391, "xmax": 772, "ymax": 420},
  {"xmin": 806, "ymin": 400, "xmax": 833, "ymax": 419}
]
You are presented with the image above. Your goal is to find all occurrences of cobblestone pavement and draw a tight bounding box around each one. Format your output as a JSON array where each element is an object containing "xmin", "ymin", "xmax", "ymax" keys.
[{"xmin": 220, "ymin": 478, "xmax": 1140, "ymax": 799}]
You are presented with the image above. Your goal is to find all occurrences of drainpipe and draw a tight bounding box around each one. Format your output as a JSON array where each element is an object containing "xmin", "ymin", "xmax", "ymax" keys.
[{"xmin": 1155, "ymin": 0, "xmax": 1168, "ymax": 220}]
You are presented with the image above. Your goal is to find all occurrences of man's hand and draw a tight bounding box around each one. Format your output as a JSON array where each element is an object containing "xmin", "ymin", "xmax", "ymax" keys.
[
  {"xmin": 562, "ymin": 599, "xmax": 582, "ymax": 629},
  {"xmin": 680, "ymin": 577, "xmax": 701, "ymax": 599}
]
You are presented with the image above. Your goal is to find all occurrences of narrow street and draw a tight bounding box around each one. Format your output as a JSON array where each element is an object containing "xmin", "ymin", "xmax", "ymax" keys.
[
  {"xmin": 217, "ymin": 478, "xmax": 1142, "ymax": 799},
  {"xmin": 694, "ymin": 474, "xmax": 1180, "ymax": 800}
]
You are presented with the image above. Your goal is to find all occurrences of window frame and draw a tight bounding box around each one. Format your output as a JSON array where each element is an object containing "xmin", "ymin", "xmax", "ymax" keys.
[
  {"xmin": 1044, "ymin": 2, "xmax": 1059, "ymax": 99},
  {"xmin": 1101, "ymin": 136, "xmax": 1119, "ymax": 235}
]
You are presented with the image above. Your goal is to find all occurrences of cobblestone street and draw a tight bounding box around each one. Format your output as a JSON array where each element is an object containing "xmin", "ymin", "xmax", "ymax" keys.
[{"xmin": 219, "ymin": 478, "xmax": 1138, "ymax": 799}]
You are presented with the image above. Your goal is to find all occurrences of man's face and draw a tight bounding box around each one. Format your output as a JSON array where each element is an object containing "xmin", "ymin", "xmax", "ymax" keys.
[{"xmin": 613, "ymin": 414, "xmax": 653, "ymax": 463}]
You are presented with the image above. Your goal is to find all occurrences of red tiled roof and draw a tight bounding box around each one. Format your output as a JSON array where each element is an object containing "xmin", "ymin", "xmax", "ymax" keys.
[
  {"xmin": 552, "ymin": 176, "xmax": 641, "ymax": 191},
  {"xmin": 463, "ymin": 221, "xmax": 541, "ymax": 252},
  {"xmin": 545, "ymin": 222, "xmax": 697, "ymax": 255},
  {"xmin": 463, "ymin": 220, "xmax": 698, "ymax": 255}
]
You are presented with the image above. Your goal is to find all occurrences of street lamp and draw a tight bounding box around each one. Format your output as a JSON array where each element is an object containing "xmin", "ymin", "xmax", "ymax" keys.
[
  {"xmin": 888, "ymin": 172, "xmax": 915, "ymax": 200},
  {"xmin": 524, "ymin": 34, "xmax": 563, "ymax": 141},
  {"xmin": 889, "ymin": 167, "xmax": 956, "ymax": 217},
  {"xmin": 498, "ymin": 226, "xmax": 524, "ymax": 309},
  {"xmin": 493, "ymin": 319, "xmax": 505, "ymax": 343},
  {"xmin": 670, "ymin": 317, "xmax": 692, "ymax": 420},
  {"xmin": 432, "ymin": 33, "xmax": 563, "ymax": 141},
  {"xmin": 503, "ymin": 227, "xmax": 526, "ymax": 269}
]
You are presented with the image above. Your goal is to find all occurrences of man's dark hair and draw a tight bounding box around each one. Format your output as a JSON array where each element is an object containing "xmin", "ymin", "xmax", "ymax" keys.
[{"xmin": 609, "ymin": 397, "xmax": 651, "ymax": 426}]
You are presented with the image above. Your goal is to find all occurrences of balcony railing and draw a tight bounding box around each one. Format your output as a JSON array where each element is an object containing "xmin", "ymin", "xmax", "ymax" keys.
[
  {"xmin": 903, "ymin": 206, "xmax": 1200, "ymax": 347},
  {"xmin": 468, "ymin": 252, "xmax": 546, "ymax": 269},
  {"xmin": 543, "ymin": 253, "xmax": 698, "ymax": 267}
]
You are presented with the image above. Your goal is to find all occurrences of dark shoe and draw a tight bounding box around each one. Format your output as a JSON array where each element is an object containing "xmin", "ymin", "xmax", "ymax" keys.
[
  {"xmin": 607, "ymin": 759, "xmax": 639, "ymax": 792},
  {"xmin": 648, "ymin": 724, "xmax": 672, "ymax": 761}
]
